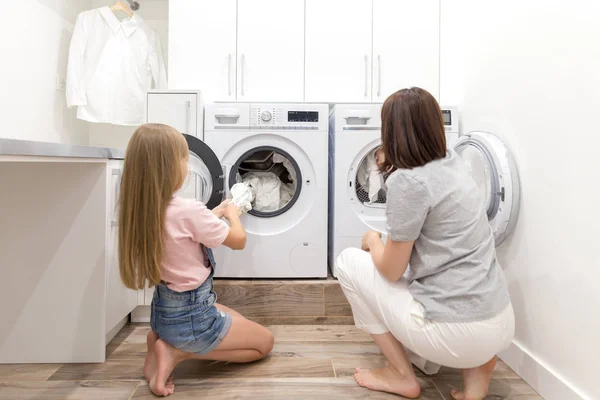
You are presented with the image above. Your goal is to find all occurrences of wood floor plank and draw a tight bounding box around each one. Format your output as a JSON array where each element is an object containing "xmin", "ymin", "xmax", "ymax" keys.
[
  {"xmin": 172, "ymin": 357, "xmax": 335, "ymax": 379},
  {"xmin": 131, "ymin": 377, "xmax": 444, "ymax": 399},
  {"xmin": 268, "ymin": 325, "xmax": 372, "ymax": 342},
  {"xmin": 324, "ymin": 284, "xmax": 352, "ymax": 316},
  {"xmin": 48, "ymin": 359, "xmax": 144, "ymax": 381},
  {"xmin": 433, "ymin": 376, "xmax": 542, "ymax": 399},
  {"xmin": 213, "ymin": 282, "xmax": 324, "ymax": 317},
  {"xmin": 0, "ymin": 381, "xmax": 140, "ymax": 400},
  {"xmin": 272, "ymin": 341, "xmax": 381, "ymax": 359},
  {"xmin": 250, "ymin": 316, "xmax": 354, "ymax": 325},
  {"xmin": 0, "ymin": 364, "xmax": 63, "ymax": 382}
]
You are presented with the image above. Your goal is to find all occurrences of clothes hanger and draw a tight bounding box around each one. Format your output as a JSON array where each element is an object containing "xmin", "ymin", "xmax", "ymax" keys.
[{"xmin": 109, "ymin": 0, "xmax": 134, "ymax": 17}]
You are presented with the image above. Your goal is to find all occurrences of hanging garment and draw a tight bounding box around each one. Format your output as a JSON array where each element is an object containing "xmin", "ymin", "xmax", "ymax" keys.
[
  {"xmin": 357, "ymin": 151, "xmax": 384, "ymax": 204},
  {"xmin": 66, "ymin": 7, "xmax": 167, "ymax": 126},
  {"xmin": 230, "ymin": 182, "xmax": 253, "ymax": 213}
]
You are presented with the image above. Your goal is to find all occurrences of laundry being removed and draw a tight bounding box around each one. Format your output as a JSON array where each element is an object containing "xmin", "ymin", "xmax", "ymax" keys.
[{"xmin": 231, "ymin": 150, "xmax": 298, "ymax": 213}]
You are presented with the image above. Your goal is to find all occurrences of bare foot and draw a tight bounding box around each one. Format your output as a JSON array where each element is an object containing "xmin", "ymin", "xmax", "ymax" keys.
[
  {"xmin": 451, "ymin": 356, "xmax": 497, "ymax": 400},
  {"xmin": 354, "ymin": 366, "xmax": 421, "ymax": 399},
  {"xmin": 145, "ymin": 332, "xmax": 175, "ymax": 392},
  {"xmin": 149, "ymin": 339, "xmax": 186, "ymax": 397},
  {"xmin": 144, "ymin": 331, "xmax": 159, "ymax": 382}
]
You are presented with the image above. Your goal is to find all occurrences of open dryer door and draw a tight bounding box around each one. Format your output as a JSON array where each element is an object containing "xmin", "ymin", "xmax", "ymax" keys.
[
  {"xmin": 454, "ymin": 131, "xmax": 521, "ymax": 246},
  {"xmin": 178, "ymin": 134, "xmax": 224, "ymax": 210}
]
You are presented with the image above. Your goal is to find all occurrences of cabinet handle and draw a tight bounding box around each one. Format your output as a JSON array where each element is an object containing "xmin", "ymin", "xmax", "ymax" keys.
[
  {"xmin": 227, "ymin": 54, "xmax": 232, "ymax": 96},
  {"xmin": 364, "ymin": 55, "xmax": 368, "ymax": 97},
  {"xmin": 185, "ymin": 100, "xmax": 191, "ymax": 135},
  {"xmin": 241, "ymin": 54, "xmax": 245, "ymax": 96},
  {"xmin": 377, "ymin": 55, "xmax": 382, "ymax": 97},
  {"xmin": 111, "ymin": 168, "xmax": 121, "ymax": 227}
]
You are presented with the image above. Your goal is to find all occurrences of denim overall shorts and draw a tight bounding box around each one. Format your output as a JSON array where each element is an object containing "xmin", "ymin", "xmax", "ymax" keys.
[{"xmin": 150, "ymin": 247, "xmax": 232, "ymax": 356}]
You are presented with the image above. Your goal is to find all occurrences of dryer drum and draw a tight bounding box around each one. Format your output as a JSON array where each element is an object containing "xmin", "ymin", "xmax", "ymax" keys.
[
  {"xmin": 229, "ymin": 146, "xmax": 303, "ymax": 218},
  {"xmin": 354, "ymin": 147, "xmax": 386, "ymax": 205}
]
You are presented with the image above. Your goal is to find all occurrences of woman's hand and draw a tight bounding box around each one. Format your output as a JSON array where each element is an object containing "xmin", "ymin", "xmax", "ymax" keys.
[
  {"xmin": 223, "ymin": 202, "xmax": 242, "ymax": 221},
  {"xmin": 361, "ymin": 230, "xmax": 382, "ymax": 252},
  {"xmin": 212, "ymin": 199, "xmax": 231, "ymax": 219}
]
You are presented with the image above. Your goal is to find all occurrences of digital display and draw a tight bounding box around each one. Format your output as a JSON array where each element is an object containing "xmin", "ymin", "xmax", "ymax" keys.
[
  {"xmin": 288, "ymin": 111, "xmax": 319, "ymax": 122},
  {"xmin": 442, "ymin": 110, "xmax": 452, "ymax": 126}
]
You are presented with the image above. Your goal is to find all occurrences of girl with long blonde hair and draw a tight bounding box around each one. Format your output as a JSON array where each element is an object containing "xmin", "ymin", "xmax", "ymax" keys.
[{"xmin": 119, "ymin": 123, "xmax": 274, "ymax": 397}]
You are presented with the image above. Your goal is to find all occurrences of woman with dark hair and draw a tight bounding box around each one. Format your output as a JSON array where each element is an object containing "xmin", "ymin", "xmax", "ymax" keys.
[{"xmin": 336, "ymin": 87, "xmax": 515, "ymax": 400}]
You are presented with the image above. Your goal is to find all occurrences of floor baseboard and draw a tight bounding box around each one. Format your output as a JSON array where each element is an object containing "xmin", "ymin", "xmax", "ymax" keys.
[{"xmin": 499, "ymin": 340, "xmax": 589, "ymax": 400}]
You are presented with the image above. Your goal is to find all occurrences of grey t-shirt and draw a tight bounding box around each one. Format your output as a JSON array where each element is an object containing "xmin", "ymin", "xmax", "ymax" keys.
[{"xmin": 385, "ymin": 150, "xmax": 510, "ymax": 322}]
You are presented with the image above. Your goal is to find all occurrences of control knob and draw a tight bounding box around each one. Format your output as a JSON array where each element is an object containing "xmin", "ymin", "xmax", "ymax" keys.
[{"xmin": 261, "ymin": 110, "xmax": 272, "ymax": 122}]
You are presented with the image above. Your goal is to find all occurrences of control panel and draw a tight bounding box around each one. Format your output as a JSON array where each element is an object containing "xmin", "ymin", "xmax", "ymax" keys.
[{"xmin": 250, "ymin": 104, "xmax": 326, "ymax": 130}]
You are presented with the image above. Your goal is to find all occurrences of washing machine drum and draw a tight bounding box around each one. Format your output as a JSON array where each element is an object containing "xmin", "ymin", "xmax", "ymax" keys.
[
  {"xmin": 454, "ymin": 131, "xmax": 521, "ymax": 246},
  {"xmin": 177, "ymin": 134, "xmax": 224, "ymax": 210}
]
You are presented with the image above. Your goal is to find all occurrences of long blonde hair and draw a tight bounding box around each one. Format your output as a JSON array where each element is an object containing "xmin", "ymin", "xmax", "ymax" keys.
[{"xmin": 119, "ymin": 123, "xmax": 189, "ymax": 290}]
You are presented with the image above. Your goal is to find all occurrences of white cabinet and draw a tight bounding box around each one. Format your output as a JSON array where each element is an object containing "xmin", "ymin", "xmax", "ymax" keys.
[
  {"xmin": 105, "ymin": 160, "xmax": 137, "ymax": 339},
  {"xmin": 146, "ymin": 91, "xmax": 203, "ymax": 138},
  {"xmin": 168, "ymin": 0, "xmax": 236, "ymax": 102},
  {"xmin": 305, "ymin": 0, "xmax": 372, "ymax": 102},
  {"xmin": 372, "ymin": 0, "xmax": 440, "ymax": 101},
  {"xmin": 236, "ymin": 0, "xmax": 305, "ymax": 102}
]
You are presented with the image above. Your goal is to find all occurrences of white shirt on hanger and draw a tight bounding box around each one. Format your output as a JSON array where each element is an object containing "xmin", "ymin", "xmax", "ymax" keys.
[{"xmin": 66, "ymin": 7, "xmax": 167, "ymax": 126}]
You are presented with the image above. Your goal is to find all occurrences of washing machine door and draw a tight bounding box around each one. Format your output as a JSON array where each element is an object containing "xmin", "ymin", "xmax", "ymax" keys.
[
  {"xmin": 177, "ymin": 134, "xmax": 224, "ymax": 210},
  {"xmin": 454, "ymin": 131, "xmax": 521, "ymax": 246}
]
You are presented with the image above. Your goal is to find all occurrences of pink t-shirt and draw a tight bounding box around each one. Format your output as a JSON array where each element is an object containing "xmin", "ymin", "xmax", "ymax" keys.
[{"xmin": 161, "ymin": 196, "xmax": 229, "ymax": 292}]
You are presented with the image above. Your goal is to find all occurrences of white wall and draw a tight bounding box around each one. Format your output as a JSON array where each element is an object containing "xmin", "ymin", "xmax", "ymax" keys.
[
  {"xmin": 0, "ymin": 0, "xmax": 92, "ymax": 144},
  {"xmin": 440, "ymin": 1, "xmax": 600, "ymax": 399},
  {"xmin": 88, "ymin": 0, "xmax": 169, "ymax": 149}
]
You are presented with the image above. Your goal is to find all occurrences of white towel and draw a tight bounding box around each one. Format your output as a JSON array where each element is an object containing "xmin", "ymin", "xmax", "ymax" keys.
[
  {"xmin": 230, "ymin": 182, "xmax": 253, "ymax": 213},
  {"xmin": 358, "ymin": 151, "xmax": 383, "ymax": 204}
]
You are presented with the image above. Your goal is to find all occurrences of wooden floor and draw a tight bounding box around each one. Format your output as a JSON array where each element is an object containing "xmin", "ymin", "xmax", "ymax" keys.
[{"xmin": 0, "ymin": 324, "xmax": 541, "ymax": 399}]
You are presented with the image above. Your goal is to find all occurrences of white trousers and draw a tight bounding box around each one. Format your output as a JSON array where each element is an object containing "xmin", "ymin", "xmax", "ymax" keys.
[{"xmin": 336, "ymin": 248, "xmax": 515, "ymax": 374}]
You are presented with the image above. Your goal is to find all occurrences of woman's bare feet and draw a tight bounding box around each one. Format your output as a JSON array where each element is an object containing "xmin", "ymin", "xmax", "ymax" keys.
[
  {"xmin": 451, "ymin": 356, "xmax": 497, "ymax": 400},
  {"xmin": 149, "ymin": 339, "xmax": 189, "ymax": 397},
  {"xmin": 354, "ymin": 366, "xmax": 421, "ymax": 399}
]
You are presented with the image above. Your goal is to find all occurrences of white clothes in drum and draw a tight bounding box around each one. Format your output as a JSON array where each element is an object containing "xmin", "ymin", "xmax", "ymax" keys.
[
  {"xmin": 357, "ymin": 152, "xmax": 383, "ymax": 204},
  {"xmin": 335, "ymin": 248, "xmax": 515, "ymax": 374}
]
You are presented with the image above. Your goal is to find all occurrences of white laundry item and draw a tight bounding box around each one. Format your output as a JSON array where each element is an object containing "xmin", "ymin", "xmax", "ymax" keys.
[
  {"xmin": 230, "ymin": 183, "xmax": 253, "ymax": 213},
  {"xmin": 242, "ymin": 172, "xmax": 282, "ymax": 212},
  {"xmin": 66, "ymin": 7, "xmax": 167, "ymax": 126},
  {"xmin": 357, "ymin": 151, "xmax": 384, "ymax": 204},
  {"xmin": 273, "ymin": 154, "xmax": 297, "ymax": 191}
]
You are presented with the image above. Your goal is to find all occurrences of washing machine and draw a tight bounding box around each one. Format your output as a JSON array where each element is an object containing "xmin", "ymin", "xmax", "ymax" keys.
[
  {"xmin": 201, "ymin": 103, "xmax": 329, "ymax": 278},
  {"xmin": 328, "ymin": 104, "xmax": 480, "ymax": 277}
]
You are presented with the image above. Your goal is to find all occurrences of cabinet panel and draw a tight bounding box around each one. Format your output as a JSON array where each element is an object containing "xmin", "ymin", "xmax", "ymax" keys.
[
  {"xmin": 237, "ymin": 0, "xmax": 305, "ymax": 102},
  {"xmin": 305, "ymin": 0, "xmax": 372, "ymax": 102},
  {"xmin": 169, "ymin": 0, "xmax": 237, "ymax": 102},
  {"xmin": 105, "ymin": 161, "xmax": 137, "ymax": 335},
  {"xmin": 373, "ymin": 0, "xmax": 440, "ymax": 101},
  {"xmin": 146, "ymin": 93, "xmax": 198, "ymax": 137}
]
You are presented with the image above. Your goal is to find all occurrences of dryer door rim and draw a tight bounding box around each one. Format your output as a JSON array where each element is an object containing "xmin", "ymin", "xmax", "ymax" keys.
[{"xmin": 184, "ymin": 134, "xmax": 224, "ymax": 210}]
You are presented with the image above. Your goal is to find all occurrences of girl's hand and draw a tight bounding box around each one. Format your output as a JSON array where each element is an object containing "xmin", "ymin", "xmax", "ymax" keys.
[
  {"xmin": 224, "ymin": 203, "xmax": 242, "ymax": 220},
  {"xmin": 212, "ymin": 199, "xmax": 231, "ymax": 219},
  {"xmin": 361, "ymin": 230, "xmax": 382, "ymax": 252}
]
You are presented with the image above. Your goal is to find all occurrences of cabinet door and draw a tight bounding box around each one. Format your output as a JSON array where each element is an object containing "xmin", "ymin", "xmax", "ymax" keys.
[
  {"xmin": 169, "ymin": 0, "xmax": 236, "ymax": 102},
  {"xmin": 105, "ymin": 161, "xmax": 138, "ymax": 334},
  {"xmin": 147, "ymin": 93, "xmax": 198, "ymax": 137},
  {"xmin": 237, "ymin": 0, "xmax": 304, "ymax": 102},
  {"xmin": 305, "ymin": 0, "xmax": 372, "ymax": 102},
  {"xmin": 373, "ymin": 0, "xmax": 440, "ymax": 101}
]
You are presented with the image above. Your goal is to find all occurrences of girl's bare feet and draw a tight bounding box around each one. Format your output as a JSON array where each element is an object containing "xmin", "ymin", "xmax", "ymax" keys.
[
  {"xmin": 451, "ymin": 356, "xmax": 497, "ymax": 400},
  {"xmin": 354, "ymin": 366, "xmax": 421, "ymax": 399},
  {"xmin": 149, "ymin": 339, "xmax": 189, "ymax": 397},
  {"xmin": 144, "ymin": 331, "xmax": 159, "ymax": 382}
]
